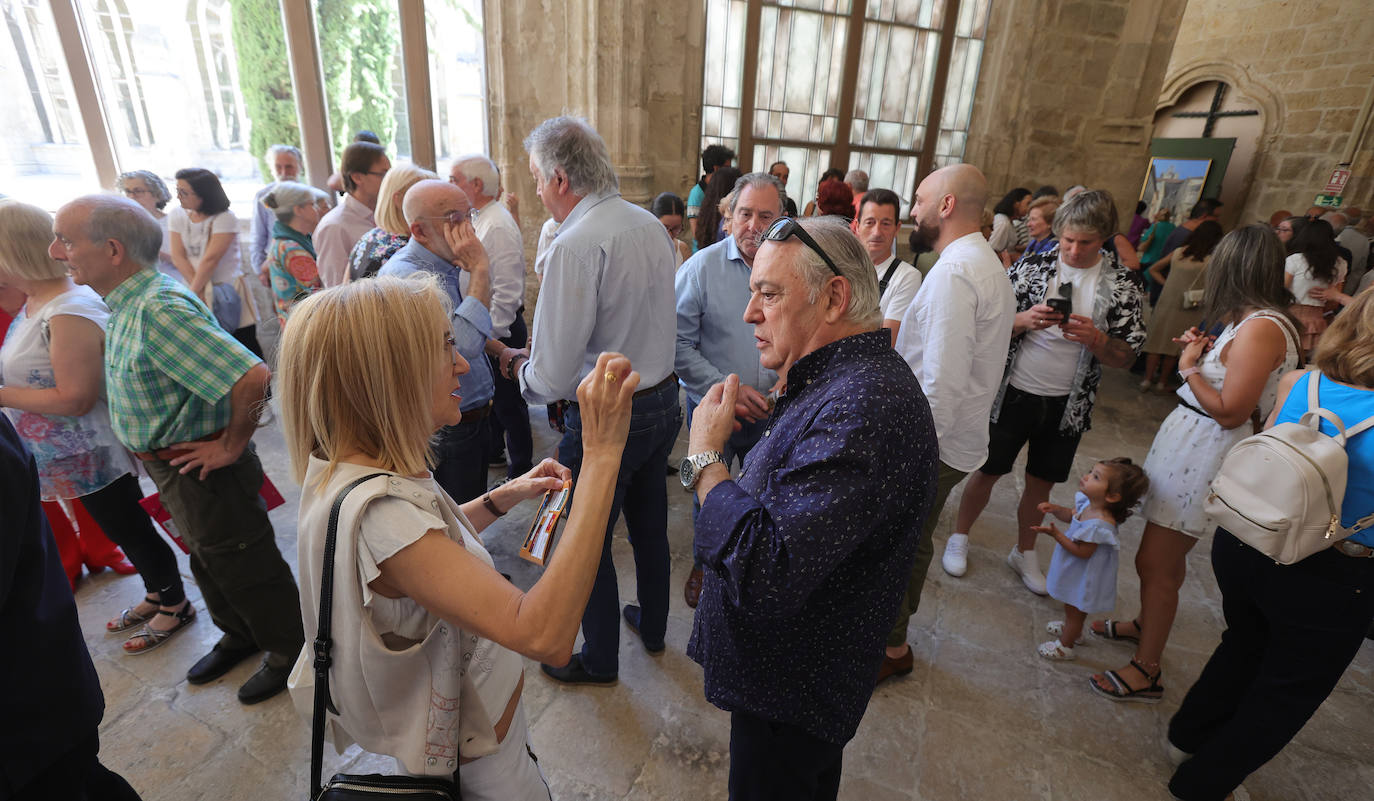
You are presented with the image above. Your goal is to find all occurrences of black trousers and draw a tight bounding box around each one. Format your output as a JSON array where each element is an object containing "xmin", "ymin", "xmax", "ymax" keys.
[
  {"xmin": 487, "ymin": 311, "xmax": 534, "ymax": 479},
  {"xmin": 1167, "ymin": 529, "xmax": 1374, "ymax": 800},
  {"xmin": 728, "ymin": 710, "xmax": 844, "ymax": 801},
  {"xmin": 79, "ymin": 473, "xmax": 185, "ymax": 606},
  {"xmin": 9, "ymin": 732, "xmax": 142, "ymax": 801}
]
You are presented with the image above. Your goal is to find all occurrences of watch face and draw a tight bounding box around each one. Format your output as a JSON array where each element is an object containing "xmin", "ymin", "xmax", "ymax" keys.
[{"xmin": 679, "ymin": 457, "xmax": 696, "ymax": 489}]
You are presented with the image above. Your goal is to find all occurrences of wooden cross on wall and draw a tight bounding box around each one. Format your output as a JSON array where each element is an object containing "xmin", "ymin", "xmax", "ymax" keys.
[{"xmin": 1171, "ymin": 82, "xmax": 1259, "ymax": 137}]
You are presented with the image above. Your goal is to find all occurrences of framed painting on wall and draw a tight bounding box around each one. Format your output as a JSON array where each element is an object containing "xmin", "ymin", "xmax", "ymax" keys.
[{"xmin": 1139, "ymin": 157, "xmax": 1212, "ymax": 224}]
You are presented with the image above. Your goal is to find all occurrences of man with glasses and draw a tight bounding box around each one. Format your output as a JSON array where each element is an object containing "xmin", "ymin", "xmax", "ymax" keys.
[
  {"xmin": 317, "ymin": 141, "xmax": 390, "ymax": 287},
  {"xmin": 503, "ymin": 116, "xmax": 680, "ymax": 686},
  {"xmin": 449, "ymin": 154, "xmax": 534, "ymax": 483},
  {"xmin": 674, "ymin": 172, "xmax": 782, "ymax": 609},
  {"xmin": 685, "ymin": 216, "xmax": 938, "ymax": 799},
  {"xmin": 855, "ymin": 187, "xmax": 922, "ymax": 345},
  {"xmin": 379, "ymin": 179, "xmax": 498, "ymax": 504}
]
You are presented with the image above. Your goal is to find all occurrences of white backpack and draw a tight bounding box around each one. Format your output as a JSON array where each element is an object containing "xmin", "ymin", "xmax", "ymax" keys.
[{"xmin": 1205, "ymin": 370, "xmax": 1374, "ymax": 564}]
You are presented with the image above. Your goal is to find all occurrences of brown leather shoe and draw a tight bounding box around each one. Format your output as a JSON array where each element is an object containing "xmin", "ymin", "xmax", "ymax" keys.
[
  {"xmin": 683, "ymin": 567, "xmax": 704, "ymax": 609},
  {"xmin": 876, "ymin": 646, "xmax": 913, "ymax": 686}
]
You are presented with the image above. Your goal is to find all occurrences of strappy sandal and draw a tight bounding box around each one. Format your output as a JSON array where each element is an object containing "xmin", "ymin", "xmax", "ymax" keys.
[
  {"xmin": 107, "ymin": 596, "xmax": 160, "ymax": 633},
  {"xmin": 123, "ymin": 604, "xmax": 196, "ymax": 655},
  {"xmin": 1089, "ymin": 618, "xmax": 1141, "ymax": 644},
  {"xmin": 1089, "ymin": 659, "xmax": 1164, "ymax": 703}
]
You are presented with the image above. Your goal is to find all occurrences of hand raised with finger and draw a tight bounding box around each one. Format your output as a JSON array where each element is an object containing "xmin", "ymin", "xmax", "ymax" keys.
[{"xmin": 576, "ymin": 352, "xmax": 638, "ymax": 456}]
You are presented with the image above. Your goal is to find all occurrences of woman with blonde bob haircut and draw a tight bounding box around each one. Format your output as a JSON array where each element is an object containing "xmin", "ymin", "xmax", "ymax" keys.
[
  {"xmin": 278, "ymin": 274, "xmax": 637, "ymax": 799},
  {"xmin": 347, "ymin": 163, "xmax": 438, "ymax": 280}
]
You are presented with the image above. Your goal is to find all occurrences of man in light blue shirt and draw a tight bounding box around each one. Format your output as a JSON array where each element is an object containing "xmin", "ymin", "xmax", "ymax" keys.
[
  {"xmin": 379, "ymin": 179, "xmax": 497, "ymax": 503},
  {"xmin": 675, "ymin": 172, "xmax": 781, "ymax": 608},
  {"xmin": 501, "ymin": 117, "xmax": 680, "ymax": 685}
]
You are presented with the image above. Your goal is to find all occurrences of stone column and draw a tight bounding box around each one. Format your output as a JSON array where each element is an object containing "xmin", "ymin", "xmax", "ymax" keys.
[{"xmin": 485, "ymin": 0, "xmax": 705, "ymax": 212}]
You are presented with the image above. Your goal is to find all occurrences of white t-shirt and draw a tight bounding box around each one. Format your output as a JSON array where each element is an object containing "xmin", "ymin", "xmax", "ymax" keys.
[
  {"xmin": 167, "ymin": 207, "xmax": 242, "ymax": 284},
  {"xmin": 354, "ymin": 472, "xmax": 524, "ymax": 729},
  {"xmin": 875, "ymin": 255, "xmax": 922, "ymax": 322},
  {"xmin": 1286, "ymin": 253, "xmax": 1348, "ymax": 307},
  {"xmin": 988, "ymin": 213, "xmax": 1015, "ymax": 252},
  {"xmin": 153, "ymin": 215, "xmax": 184, "ymax": 284},
  {"xmin": 1009, "ymin": 257, "xmax": 1103, "ymax": 396}
]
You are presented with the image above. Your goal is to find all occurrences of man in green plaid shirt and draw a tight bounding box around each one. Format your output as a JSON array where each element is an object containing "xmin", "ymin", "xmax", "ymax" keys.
[{"xmin": 53, "ymin": 195, "xmax": 304, "ymax": 705}]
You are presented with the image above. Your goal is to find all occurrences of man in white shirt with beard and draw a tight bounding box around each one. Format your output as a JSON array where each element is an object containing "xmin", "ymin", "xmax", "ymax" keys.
[{"xmin": 877, "ymin": 164, "xmax": 1015, "ymax": 683}]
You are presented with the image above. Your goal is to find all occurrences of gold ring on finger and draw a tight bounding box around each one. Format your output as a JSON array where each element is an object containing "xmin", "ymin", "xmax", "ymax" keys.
[{"xmin": 605, "ymin": 370, "xmax": 617, "ymax": 383}]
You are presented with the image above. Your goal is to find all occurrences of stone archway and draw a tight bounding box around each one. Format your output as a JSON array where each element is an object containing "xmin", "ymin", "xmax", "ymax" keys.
[{"xmin": 1154, "ymin": 60, "xmax": 1285, "ymax": 224}]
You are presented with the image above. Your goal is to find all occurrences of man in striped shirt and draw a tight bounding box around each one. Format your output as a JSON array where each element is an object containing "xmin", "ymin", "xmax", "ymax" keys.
[{"xmin": 52, "ymin": 194, "xmax": 303, "ymax": 706}]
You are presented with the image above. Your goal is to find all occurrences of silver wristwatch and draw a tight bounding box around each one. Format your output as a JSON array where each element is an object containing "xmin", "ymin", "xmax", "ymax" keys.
[{"xmin": 679, "ymin": 451, "xmax": 725, "ymax": 490}]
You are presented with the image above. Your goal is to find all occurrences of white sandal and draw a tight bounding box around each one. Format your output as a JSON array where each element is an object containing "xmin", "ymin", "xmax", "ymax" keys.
[
  {"xmin": 1038, "ymin": 639, "xmax": 1077, "ymax": 660},
  {"xmin": 1045, "ymin": 620, "xmax": 1086, "ymax": 644}
]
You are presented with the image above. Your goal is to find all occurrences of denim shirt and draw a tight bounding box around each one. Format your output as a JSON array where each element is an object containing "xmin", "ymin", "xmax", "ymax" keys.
[
  {"xmin": 687, "ymin": 329, "xmax": 940, "ymax": 744},
  {"xmin": 379, "ymin": 239, "xmax": 494, "ymax": 411}
]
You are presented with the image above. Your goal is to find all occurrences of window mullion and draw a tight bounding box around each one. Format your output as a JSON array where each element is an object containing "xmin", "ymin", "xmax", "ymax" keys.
[
  {"xmin": 737, "ymin": 0, "xmax": 762, "ymax": 171},
  {"xmin": 916, "ymin": 0, "xmax": 960, "ymax": 204},
  {"xmin": 831, "ymin": 0, "xmax": 868, "ymax": 171},
  {"xmin": 47, "ymin": 0, "xmax": 120, "ymax": 187}
]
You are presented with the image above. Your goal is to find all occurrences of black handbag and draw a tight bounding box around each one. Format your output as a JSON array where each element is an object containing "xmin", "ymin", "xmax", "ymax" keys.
[{"xmin": 309, "ymin": 472, "xmax": 461, "ymax": 801}]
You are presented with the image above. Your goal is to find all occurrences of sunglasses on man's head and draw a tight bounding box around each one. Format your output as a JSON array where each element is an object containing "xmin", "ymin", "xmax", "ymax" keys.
[{"xmin": 762, "ymin": 217, "xmax": 843, "ymax": 277}]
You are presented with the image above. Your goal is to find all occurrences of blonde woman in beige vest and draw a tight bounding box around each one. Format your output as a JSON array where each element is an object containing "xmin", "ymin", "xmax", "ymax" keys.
[{"xmin": 277, "ymin": 274, "xmax": 636, "ymax": 799}]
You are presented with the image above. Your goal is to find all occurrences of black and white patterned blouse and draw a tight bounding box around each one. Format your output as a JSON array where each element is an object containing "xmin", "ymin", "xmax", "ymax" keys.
[{"xmin": 991, "ymin": 245, "xmax": 1146, "ymax": 435}]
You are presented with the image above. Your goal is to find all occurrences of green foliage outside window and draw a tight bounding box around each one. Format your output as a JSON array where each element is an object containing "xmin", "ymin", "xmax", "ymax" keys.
[{"xmin": 229, "ymin": 0, "xmax": 397, "ymax": 181}]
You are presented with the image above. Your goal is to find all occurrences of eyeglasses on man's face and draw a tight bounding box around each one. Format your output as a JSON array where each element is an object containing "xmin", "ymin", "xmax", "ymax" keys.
[
  {"xmin": 416, "ymin": 209, "xmax": 478, "ymax": 226},
  {"xmin": 762, "ymin": 217, "xmax": 843, "ymax": 277}
]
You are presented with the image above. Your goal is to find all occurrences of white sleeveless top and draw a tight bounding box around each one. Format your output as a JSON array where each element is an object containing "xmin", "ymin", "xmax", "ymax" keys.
[{"xmin": 1176, "ymin": 309, "xmax": 1300, "ymax": 419}]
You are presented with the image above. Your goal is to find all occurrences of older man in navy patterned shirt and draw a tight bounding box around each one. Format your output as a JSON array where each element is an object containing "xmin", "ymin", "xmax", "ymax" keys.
[{"xmin": 682, "ymin": 216, "xmax": 939, "ymax": 800}]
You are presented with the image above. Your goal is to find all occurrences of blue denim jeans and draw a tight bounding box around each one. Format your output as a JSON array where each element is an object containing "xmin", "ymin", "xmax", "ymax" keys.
[
  {"xmin": 685, "ymin": 396, "xmax": 768, "ymax": 569},
  {"xmin": 433, "ymin": 414, "xmax": 492, "ymax": 504},
  {"xmin": 557, "ymin": 378, "xmax": 681, "ymax": 675}
]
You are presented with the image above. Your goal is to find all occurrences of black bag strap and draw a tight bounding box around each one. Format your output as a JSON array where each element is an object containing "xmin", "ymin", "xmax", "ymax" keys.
[
  {"xmin": 310, "ymin": 472, "xmax": 389, "ymax": 799},
  {"xmin": 877, "ymin": 258, "xmax": 903, "ymax": 299}
]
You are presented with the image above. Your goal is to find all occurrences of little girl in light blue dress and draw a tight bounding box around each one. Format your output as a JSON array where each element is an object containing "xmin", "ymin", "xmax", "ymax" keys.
[{"xmin": 1033, "ymin": 457, "xmax": 1150, "ymax": 661}]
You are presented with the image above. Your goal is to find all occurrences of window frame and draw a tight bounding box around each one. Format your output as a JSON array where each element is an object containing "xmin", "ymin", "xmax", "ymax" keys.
[{"xmin": 728, "ymin": 0, "xmax": 977, "ymax": 211}]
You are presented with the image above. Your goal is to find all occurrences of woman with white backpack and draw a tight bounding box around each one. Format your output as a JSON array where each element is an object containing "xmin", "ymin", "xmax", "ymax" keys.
[
  {"xmin": 1089, "ymin": 225, "xmax": 1301, "ymax": 703},
  {"xmin": 1163, "ymin": 289, "xmax": 1374, "ymax": 801}
]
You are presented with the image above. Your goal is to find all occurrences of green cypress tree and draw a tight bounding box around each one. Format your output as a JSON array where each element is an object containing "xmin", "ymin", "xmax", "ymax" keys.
[{"xmin": 229, "ymin": 0, "xmax": 299, "ymax": 182}]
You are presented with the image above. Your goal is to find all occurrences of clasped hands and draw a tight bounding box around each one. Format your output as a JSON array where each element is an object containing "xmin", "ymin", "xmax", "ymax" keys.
[{"xmin": 1172, "ymin": 326, "xmax": 1216, "ymax": 370}]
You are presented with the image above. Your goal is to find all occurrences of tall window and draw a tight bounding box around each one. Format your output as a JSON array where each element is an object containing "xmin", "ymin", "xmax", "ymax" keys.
[
  {"xmin": 428, "ymin": 0, "xmax": 487, "ymax": 174},
  {"xmin": 0, "ymin": 0, "xmax": 98, "ymax": 210},
  {"xmin": 701, "ymin": 0, "xmax": 990, "ymax": 215}
]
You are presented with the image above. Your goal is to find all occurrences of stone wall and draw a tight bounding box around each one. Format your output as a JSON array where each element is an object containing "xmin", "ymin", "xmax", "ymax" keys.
[
  {"xmin": 1159, "ymin": 0, "xmax": 1374, "ymax": 223},
  {"xmin": 485, "ymin": 0, "xmax": 704, "ymax": 245},
  {"xmin": 963, "ymin": 0, "xmax": 1187, "ymax": 225}
]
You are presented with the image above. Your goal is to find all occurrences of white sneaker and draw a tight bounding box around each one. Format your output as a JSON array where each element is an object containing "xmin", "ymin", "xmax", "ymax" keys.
[
  {"xmin": 942, "ymin": 533, "xmax": 970, "ymax": 577},
  {"xmin": 1007, "ymin": 545, "xmax": 1048, "ymax": 595}
]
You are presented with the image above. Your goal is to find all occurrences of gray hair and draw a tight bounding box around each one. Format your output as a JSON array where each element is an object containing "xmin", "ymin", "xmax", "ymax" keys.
[
  {"xmin": 1052, "ymin": 189, "xmax": 1118, "ymax": 240},
  {"xmin": 844, "ymin": 169, "xmax": 869, "ymax": 192},
  {"xmin": 523, "ymin": 116, "xmax": 619, "ymax": 196},
  {"xmin": 265, "ymin": 143, "xmax": 303, "ymax": 165},
  {"xmin": 727, "ymin": 172, "xmax": 784, "ymax": 215},
  {"xmin": 114, "ymin": 170, "xmax": 171, "ymax": 210},
  {"xmin": 453, "ymin": 154, "xmax": 501, "ymax": 199},
  {"xmin": 787, "ymin": 217, "xmax": 881, "ymax": 328},
  {"xmin": 1321, "ymin": 211, "xmax": 1348, "ymax": 233},
  {"xmin": 262, "ymin": 181, "xmax": 330, "ymax": 223},
  {"xmin": 78, "ymin": 194, "xmax": 162, "ymax": 267}
]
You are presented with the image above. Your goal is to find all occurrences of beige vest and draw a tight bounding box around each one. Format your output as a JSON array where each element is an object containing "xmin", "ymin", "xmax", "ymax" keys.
[{"xmin": 287, "ymin": 461, "xmax": 500, "ymax": 776}]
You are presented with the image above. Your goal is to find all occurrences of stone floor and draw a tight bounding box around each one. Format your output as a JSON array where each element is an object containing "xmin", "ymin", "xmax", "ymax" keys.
[{"xmin": 78, "ymin": 368, "xmax": 1374, "ymax": 801}]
